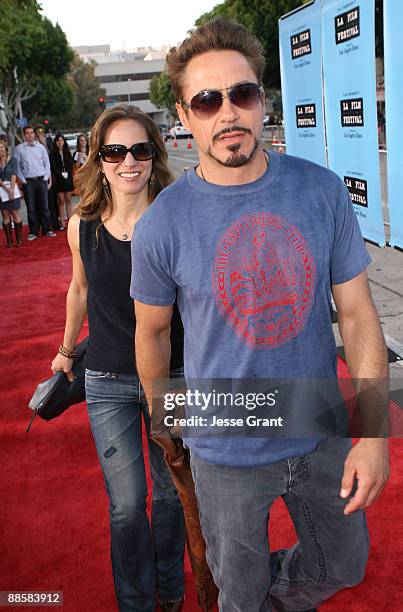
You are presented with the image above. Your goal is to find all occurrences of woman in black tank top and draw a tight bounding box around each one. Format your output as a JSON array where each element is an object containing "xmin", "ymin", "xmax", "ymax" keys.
[{"xmin": 51, "ymin": 107, "xmax": 185, "ymax": 612}]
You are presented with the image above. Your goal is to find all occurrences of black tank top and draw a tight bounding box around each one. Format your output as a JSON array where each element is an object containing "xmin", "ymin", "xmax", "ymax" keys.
[{"xmin": 79, "ymin": 218, "xmax": 184, "ymax": 373}]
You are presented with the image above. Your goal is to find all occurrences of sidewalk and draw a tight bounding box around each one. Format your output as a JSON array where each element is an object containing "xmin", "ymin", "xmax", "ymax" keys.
[{"xmin": 359, "ymin": 242, "xmax": 403, "ymax": 396}]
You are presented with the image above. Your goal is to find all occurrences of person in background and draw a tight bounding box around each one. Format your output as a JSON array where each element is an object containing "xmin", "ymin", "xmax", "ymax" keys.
[
  {"xmin": 0, "ymin": 141, "xmax": 23, "ymax": 247},
  {"xmin": 73, "ymin": 133, "xmax": 89, "ymax": 169},
  {"xmin": 45, "ymin": 130, "xmax": 53, "ymax": 152},
  {"xmin": 50, "ymin": 106, "xmax": 185, "ymax": 612},
  {"xmin": 50, "ymin": 133, "xmax": 74, "ymax": 229},
  {"xmin": 34, "ymin": 125, "xmax": 50, "ymax": 154},
  {"xmin": 72, "ymin": 133, "xmax": 89, "ymax": 198},
  {"xmin": 15, "ymin": 125, "xmax": 55, "ymax": 240},
  {"xmin": 35, "ymin": 125, "xmax": 59, "ymax": 232}
]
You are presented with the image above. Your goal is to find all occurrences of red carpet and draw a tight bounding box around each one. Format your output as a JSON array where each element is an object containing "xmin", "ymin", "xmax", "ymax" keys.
[{"xmin": 0, "ymin": 227, "xmax": 401, "ymax": 611}]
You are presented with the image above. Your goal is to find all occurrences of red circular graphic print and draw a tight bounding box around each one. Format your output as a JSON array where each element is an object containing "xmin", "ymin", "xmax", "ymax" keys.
[{"xmin": 212, "ymin": 213, "xmax": 316, "ymax": 348}]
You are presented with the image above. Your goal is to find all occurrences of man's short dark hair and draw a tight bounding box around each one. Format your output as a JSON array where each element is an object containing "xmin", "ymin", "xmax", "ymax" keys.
[
  {"xmin": 23, "ymin": 124, "xmax": 34, "ymax": 134},
  {"xmin": 166, "ymin": 18, "xmax": 265, "ymax": 102}
]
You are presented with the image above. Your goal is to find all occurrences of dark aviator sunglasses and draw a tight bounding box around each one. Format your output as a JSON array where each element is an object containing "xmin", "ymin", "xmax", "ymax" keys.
[
  {"xmin": 180, "ymin": 82, "xmax": 264, "ymax": 119},
  {"xmin": 99, "ymin": 142, "xmax": 155, "ymax": 163}
]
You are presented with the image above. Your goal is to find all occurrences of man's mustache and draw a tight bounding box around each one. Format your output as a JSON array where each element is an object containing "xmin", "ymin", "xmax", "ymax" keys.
[{"xmin": 213, "ymin": 126, "xmax": 252, "ymax": 142}]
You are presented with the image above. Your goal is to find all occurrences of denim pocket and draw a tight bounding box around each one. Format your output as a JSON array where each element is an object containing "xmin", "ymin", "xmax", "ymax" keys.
[{"xmin": 85, "ymin": 369, "xmax": 110, "ymax": 379}]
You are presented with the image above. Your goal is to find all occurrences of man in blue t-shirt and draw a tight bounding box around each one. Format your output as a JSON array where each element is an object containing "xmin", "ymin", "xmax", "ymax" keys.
[{"xmin": 130, "ymin": 18, "xmax": 389, "ymax": 612}]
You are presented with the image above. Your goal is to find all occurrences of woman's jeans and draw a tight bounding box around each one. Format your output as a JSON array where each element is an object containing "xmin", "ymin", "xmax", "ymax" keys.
[{"xmin": 85, "ymin": 370, "xmax": 185, "ymax": 612}]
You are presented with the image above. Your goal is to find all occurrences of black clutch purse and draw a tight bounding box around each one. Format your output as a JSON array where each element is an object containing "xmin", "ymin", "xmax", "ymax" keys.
[{"xmin": 27, "ymin": 337, "xmax": 89, "ymax": 431}]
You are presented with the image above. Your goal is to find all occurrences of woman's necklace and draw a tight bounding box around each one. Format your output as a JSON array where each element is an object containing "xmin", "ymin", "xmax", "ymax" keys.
[{"xmin": 113, "ymin": 216, "xmax": 132, "ymax": 240}]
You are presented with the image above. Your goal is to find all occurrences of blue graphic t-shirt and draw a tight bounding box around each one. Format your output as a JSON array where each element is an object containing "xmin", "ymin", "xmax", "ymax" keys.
[{"xmin": 130, "ymin": 152, "xmax": 371, "ymax": 467}]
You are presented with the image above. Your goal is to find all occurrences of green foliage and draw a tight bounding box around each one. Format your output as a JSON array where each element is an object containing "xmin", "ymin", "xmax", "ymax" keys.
[
  {"xmin": 195, "ymin": 0, "xmax": 305, "ymax": 90},
  {"xmin": 35, "ymin": 18, "xmax": 74, "ymax": 77},
  {"xmin": 0, "ymin": 0, "xmax": 76, "ymax": 142},
  {"xmin": 0, "ymin": 0, "xmax": 44, "ymax": 77},
  {"xmin": 60, "ymin": 55, "xmax": 107, "ymax": 129},
  {"xmin": 149, "ymin": 72, "xmax": 177, "ymax": 114},
  {"xmin": 24, "ymin": 75, "xmax": 74, "ymax": 126}
]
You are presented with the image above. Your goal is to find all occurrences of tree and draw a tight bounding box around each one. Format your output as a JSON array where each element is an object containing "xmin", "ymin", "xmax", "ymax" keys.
[
  {"xmin": 195, "ymin": 0, "xmax": 309, "ymax": 91},
  {"xmin": 23, "ymin": 76, "xmax": 74, "ymax": 128},
  {"xmin": 60, "ymin": 55, "xmax": 107, "ymax": 130},
  {"xmin": 0, "ymin": 0, "xmax": 73, "ymax": 146},
  {"xmin": 149, "ymin": 72, "xmax": 177, "ymax": 118}
]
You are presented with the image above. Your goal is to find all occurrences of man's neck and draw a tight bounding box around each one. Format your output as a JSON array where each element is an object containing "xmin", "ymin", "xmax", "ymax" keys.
[{"xmin": 197, "ymin": 148, "xmax": 268, "ymax": 186}]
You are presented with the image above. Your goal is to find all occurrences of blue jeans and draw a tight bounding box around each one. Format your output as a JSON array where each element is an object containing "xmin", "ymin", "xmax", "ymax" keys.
[
  {"xmin": 85, "ymin": 370, "xmax": 185, "ymax": 612},
  {"xmin": 191, "ymin": 437, "xmax": 369, "ymax": 612}
]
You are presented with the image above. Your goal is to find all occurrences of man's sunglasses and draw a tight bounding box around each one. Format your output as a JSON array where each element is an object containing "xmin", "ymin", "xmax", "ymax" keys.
[
  {"xmin": 99, "ymin": 142, "xmax": 155, "ymax": 163},
  {"xmin": 180, "ymin": 82, "xmax": 263, "ymax": 119}
]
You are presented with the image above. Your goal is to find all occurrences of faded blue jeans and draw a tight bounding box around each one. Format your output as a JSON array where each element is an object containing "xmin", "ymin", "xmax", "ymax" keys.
[
  {"xmin": 85, "ymin": 370, "xmax": 185, "ymax": 612},
  {"xmin": 191, "ymin": 437, "xmax": 369, "ymax": 612}
]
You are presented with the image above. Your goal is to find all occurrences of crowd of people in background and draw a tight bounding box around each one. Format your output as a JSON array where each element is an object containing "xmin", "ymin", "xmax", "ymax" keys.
[{"xmin": 0, "ymin": 127, "xmax": 89, "ymax": 247}]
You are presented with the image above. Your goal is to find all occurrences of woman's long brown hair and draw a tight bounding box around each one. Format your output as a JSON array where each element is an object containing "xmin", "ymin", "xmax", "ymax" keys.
[{"xmin": 75, "ymin": 105, "xmax": 174, "ymax": 224}]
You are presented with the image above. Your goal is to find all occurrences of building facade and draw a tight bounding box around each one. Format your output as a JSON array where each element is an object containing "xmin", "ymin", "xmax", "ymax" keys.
[{"xmin": 74, "ymin": 45, "xmax": 170, "ymax": 125}]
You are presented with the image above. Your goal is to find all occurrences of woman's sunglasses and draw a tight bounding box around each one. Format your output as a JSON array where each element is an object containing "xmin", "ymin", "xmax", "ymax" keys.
[
  {"xmin": 180, "ymin": 82, "xmax": 263, "ymax": 119},
  {"xmin": 99, "ymin": 142, "xmax": 155, "ymax": 163}
]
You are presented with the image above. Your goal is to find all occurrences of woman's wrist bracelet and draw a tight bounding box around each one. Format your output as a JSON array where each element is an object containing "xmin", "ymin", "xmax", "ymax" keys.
[{"xmin": 58, "ymin": 344, "xmax": 76, "ymax": 358}]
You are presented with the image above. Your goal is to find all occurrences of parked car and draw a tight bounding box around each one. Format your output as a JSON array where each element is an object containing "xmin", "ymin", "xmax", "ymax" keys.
[
  {"xmin": 64, "ymin": 133, "xmax": 80, "ymax": 151},
  {"xmin": 169, "ymin": 121, "xmax": 192, "ymax": 139}
]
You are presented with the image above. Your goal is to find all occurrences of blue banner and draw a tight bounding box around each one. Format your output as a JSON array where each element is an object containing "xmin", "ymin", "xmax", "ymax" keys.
[
  {"xmin": 384, "ymin": 0, "xmax": 403, "ymax": 249},
  {"xmin": 321, "ymin": 0, "xmax": 384, "ymax": 246},
  {"xmin": 279, "ymin": 0, "xmax": 326, "ymax": 166}
]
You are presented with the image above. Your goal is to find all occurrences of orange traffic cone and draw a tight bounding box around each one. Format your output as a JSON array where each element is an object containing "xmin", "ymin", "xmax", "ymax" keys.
[
  {"xmin": 173, "ymin": 136, "xmax": 178, "ymax": 148},
  {"xmin": 186, "ymin": 137, "xmax": 192, "ymax": 149}
]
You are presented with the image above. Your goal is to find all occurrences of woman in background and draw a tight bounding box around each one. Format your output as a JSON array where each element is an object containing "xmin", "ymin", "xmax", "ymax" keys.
[
  {"xmin": 73, "ymin": 133, "xmax": 89, "ymax": 170},
  {"xmin": 72, "ymin": 133, "xmax": 89, "ymax": 197},
  {"xmin": 0, "ymin": 141, "xmax": 23, "ymax": 247},
  {"xmin": 50, "ymin": 133, "xmax": 74, "ymax": 229}
]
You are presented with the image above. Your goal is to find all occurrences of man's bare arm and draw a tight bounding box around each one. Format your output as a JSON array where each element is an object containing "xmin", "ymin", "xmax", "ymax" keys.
[
  {"xmin": 332, "ymin": 270, "xmax": 389, "ymax": 515},
  {"xmin": 134, "ymin": 301, "xmax": 173, "ymax": 414}
]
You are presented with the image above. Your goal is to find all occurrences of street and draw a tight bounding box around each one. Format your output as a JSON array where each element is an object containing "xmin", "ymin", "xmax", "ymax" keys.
[{"xmin": 165, "ymin": 138, "xmax": 200, "ymax": 178}]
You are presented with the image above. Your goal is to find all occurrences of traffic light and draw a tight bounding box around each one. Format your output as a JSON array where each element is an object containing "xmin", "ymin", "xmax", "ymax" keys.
[{"xmin": 98, "ymin": 96, "xmax": 106, "ymax": 110}]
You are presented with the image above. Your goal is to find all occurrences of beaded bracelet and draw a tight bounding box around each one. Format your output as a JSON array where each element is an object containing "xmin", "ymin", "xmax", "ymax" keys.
[{"xmin": 58, "ymin": 343, "xmax": 76, "ymax": 358}]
